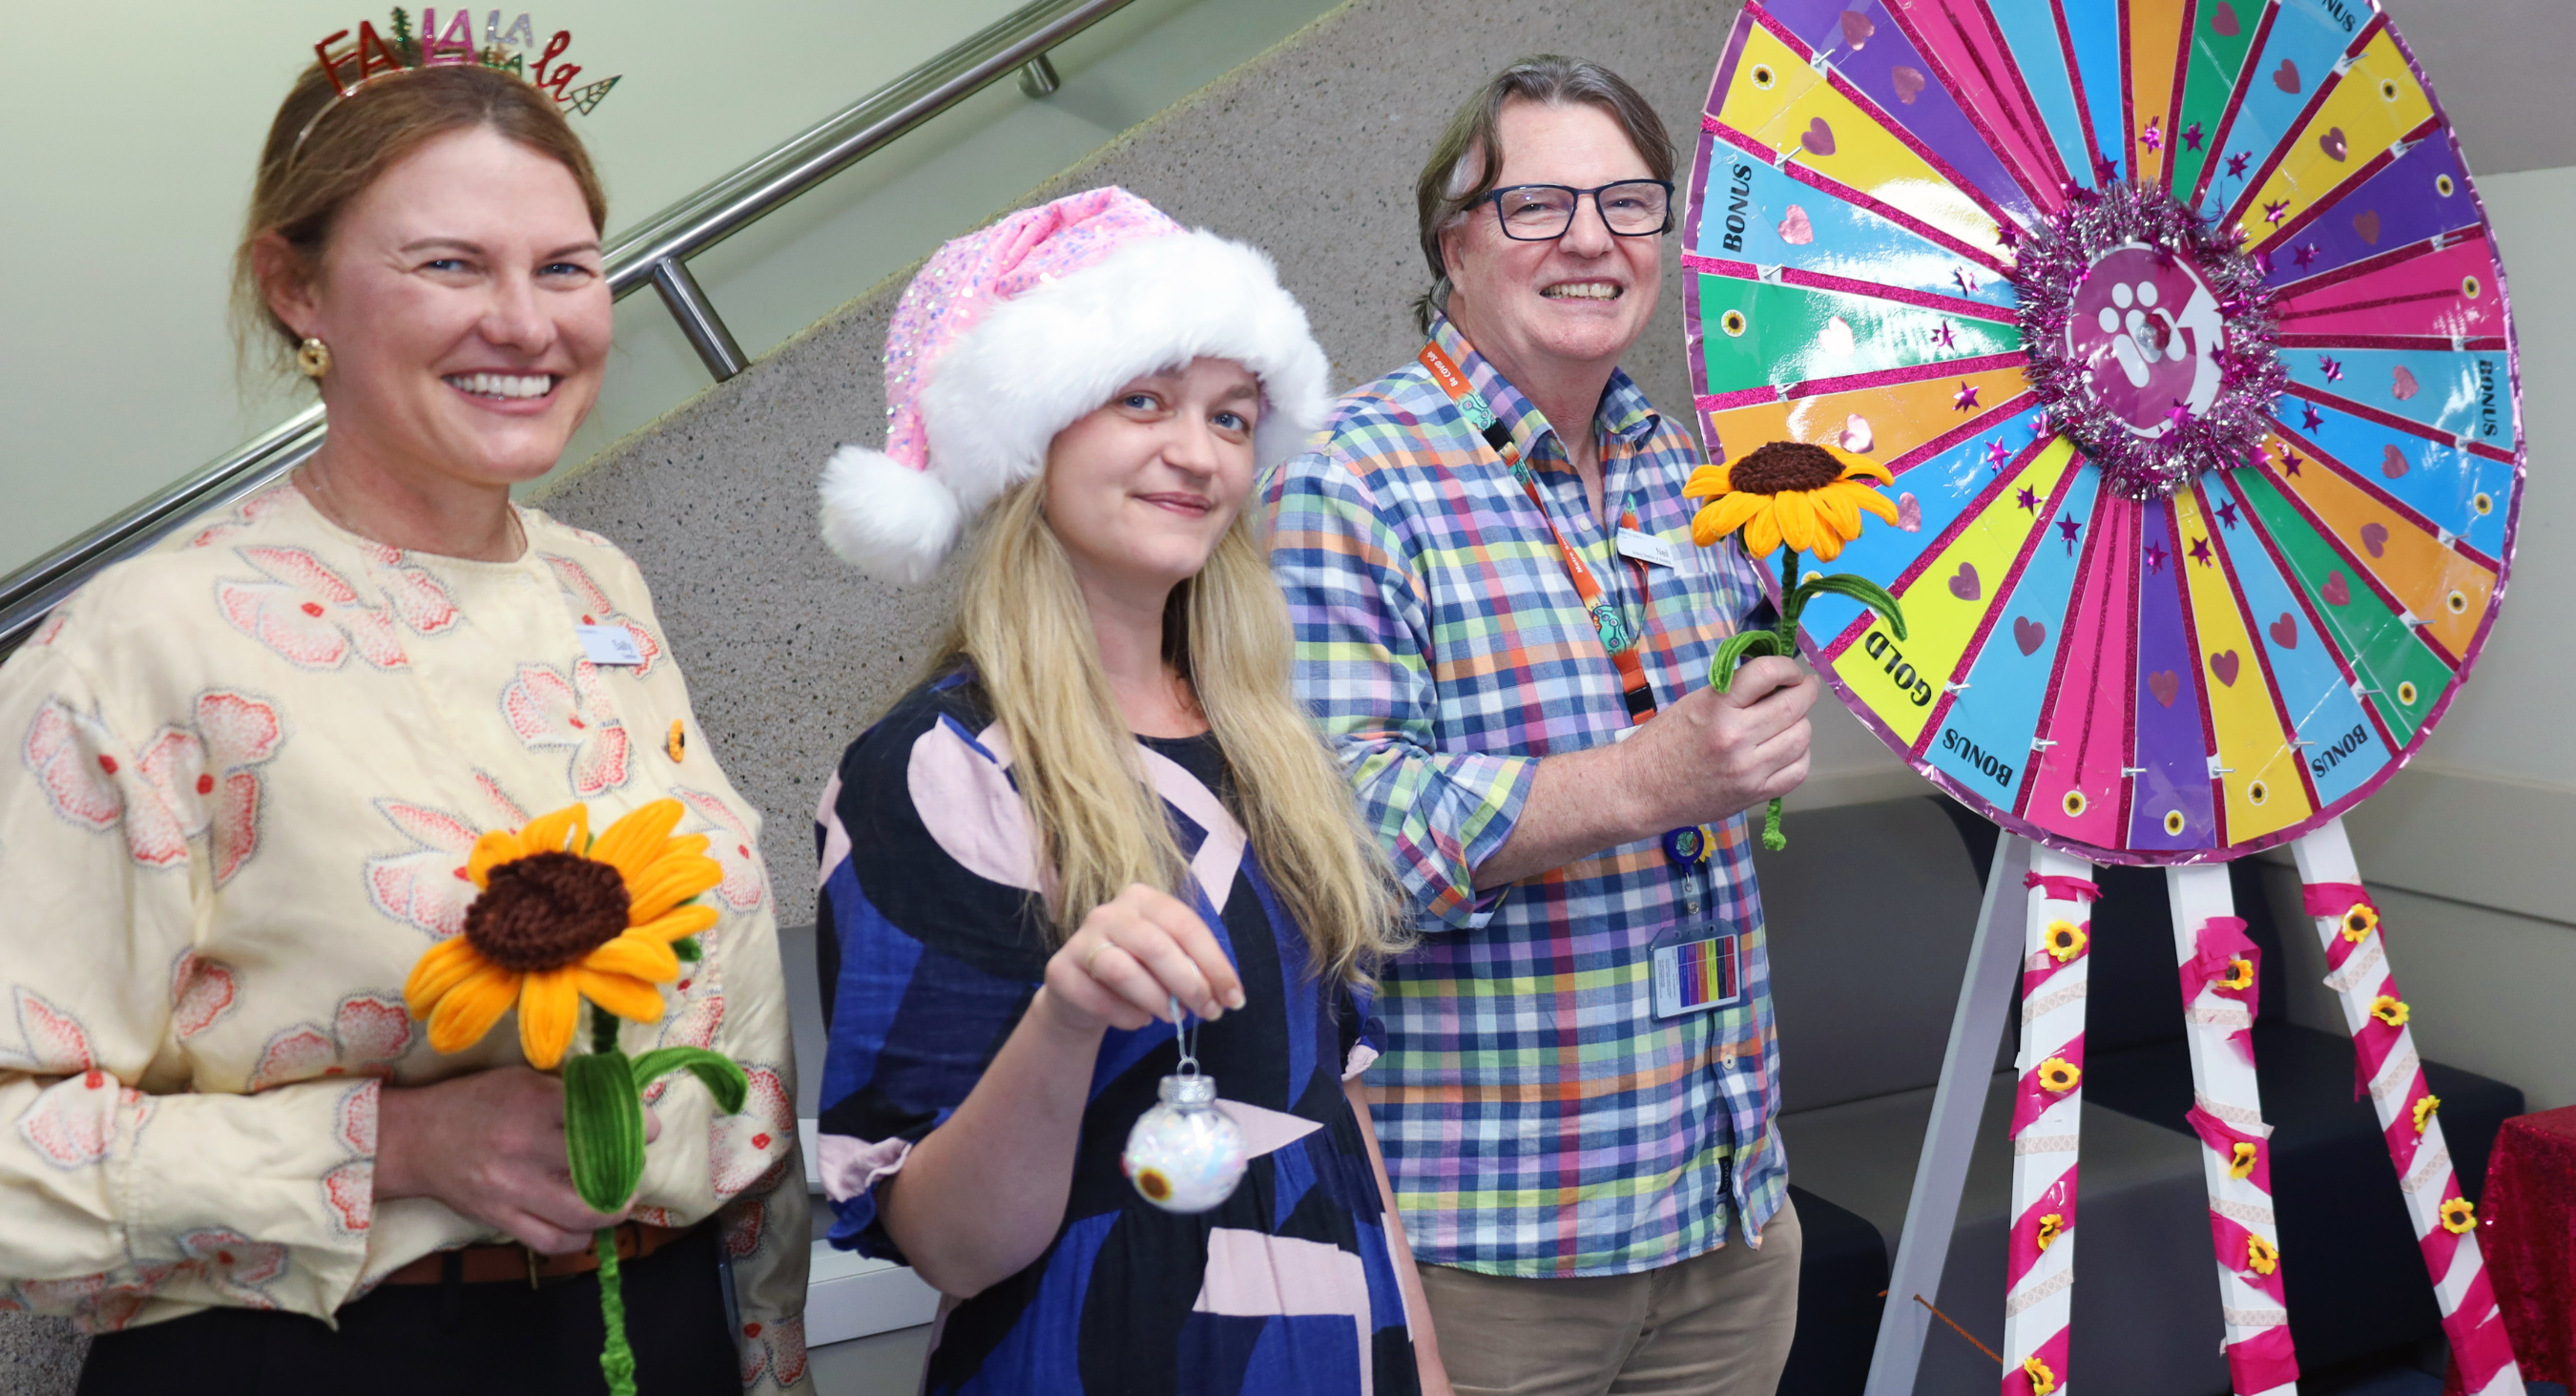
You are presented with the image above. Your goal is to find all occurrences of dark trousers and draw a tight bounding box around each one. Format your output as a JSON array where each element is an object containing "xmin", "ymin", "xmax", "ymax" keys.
[{"xmin": 77, "ymin": 1225, "xmax": 738, "ymax": 1395}]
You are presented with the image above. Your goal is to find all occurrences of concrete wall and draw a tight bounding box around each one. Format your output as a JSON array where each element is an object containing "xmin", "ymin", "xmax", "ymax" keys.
[{"xmin": 532, "ymin": 0, "xmax": 1767, "ymax": 903}]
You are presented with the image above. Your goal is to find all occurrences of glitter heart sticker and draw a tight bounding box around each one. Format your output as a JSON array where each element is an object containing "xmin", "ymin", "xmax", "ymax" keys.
[
  {"xmin": 1778, "ymin": 205, "xmax": 1815, "ymax": 245},
  {"xmin": 1800, "ymin": 117, "xmax": 1837, "ymax": 156}
]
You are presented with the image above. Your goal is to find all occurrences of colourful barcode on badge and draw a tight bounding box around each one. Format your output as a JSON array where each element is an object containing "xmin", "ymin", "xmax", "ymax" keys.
[{"xmin": 1652, "ymin": 932, "xmax": 1742, "ymax": 1018}]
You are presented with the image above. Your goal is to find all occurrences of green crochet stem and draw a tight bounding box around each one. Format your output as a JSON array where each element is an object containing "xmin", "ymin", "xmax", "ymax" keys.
[
  {"xmin": 565, "ymin": 1000, "xmax": 750, "ymax": 1396},
  {"xmin": 594, "ymin": 1226, "xmax": 637, "ymax": 1396},
  {"xmin": 1706, "ymin": 546, "xmax": 1908, "ymax": 853}
]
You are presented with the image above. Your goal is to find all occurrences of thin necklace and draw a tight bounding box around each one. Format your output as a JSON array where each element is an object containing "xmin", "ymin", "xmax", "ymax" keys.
[{"xmin": 297, "ymin": 464, "xmax": 527, "ymax": 560}]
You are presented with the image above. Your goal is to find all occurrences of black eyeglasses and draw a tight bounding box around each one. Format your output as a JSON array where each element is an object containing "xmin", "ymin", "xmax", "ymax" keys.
[{"xmin": 1483, "ymin": 180, "xmax": 1675, "ymax": 240}]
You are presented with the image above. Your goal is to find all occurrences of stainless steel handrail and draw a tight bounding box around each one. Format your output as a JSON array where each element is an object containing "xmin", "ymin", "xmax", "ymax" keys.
[{"xmin": 0, "ymin": 0, "xmax": 1130, "ymax": 651}]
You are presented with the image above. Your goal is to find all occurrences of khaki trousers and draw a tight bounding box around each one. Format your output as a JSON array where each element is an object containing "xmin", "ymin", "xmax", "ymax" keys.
[{"xmin": 1416, "ymin": 1197, "xmax": 1801, "ymax": 1396}]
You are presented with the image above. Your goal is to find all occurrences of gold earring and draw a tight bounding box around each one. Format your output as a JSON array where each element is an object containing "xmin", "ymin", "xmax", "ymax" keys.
[{"xmin": 296, "ymin": 337, "xmax": 331, "ymax": 379}]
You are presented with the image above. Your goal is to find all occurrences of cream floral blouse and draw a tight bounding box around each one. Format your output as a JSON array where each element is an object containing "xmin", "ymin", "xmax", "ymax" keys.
[{"xmin": 0, "ymin": 483, "xmax": 812, "ymax": 1392}]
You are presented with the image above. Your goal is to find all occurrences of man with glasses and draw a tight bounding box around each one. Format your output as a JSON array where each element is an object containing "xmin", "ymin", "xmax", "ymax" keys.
[{"xmin": 1265, "ymin": 55, "xmax": 1817, "ymax": 1394}]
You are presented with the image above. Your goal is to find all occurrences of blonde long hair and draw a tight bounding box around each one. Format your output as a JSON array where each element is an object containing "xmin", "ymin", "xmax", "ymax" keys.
[{"xmin": 927, "ymin": 477, "xmax": 1408, "ymax": 985}]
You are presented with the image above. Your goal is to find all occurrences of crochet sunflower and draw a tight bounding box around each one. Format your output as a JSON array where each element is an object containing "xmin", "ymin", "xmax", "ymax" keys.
[
  {"xmin": 1685, "ymin": 440, "xmax": 1900, "ymax": 560},
  {"xmin": 402, "ymin": 798, "xmax": 748, "ymax": 1396},
  {"xmin": 1686, "ymin": 441, "xmax": 1909, "ymax": 850},
  {"xmin": 404, "ymin": 800, "xmax": 719, "ymax": 1069}
]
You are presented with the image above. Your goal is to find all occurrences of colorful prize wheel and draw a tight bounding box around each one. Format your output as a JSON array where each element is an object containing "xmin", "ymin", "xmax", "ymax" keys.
[{"xmin": 1683, "ymin": 0, "xmax": 2522, "ymax": 865}]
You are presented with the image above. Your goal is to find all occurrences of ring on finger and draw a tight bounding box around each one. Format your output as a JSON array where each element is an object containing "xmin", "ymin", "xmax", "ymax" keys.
[{"xmin": 1081, "ymin": 943, "xmax": 1107, "ymax": 977}]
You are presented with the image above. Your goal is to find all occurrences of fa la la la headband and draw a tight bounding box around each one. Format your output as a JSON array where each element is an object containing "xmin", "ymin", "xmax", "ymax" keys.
[{"xmin": 308, "ymin": 8, "xmax": 620, "ymax": 117}]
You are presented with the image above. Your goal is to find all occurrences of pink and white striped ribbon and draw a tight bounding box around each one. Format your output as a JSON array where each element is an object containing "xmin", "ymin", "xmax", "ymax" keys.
[
  {"xmin": 2291, "ymin": 822, "xmax": 2524, "ymax": 1396},
  {"xmin": 2002, "ymin": 848, "xmax": 2095, "ymax": 1396},
  {"xmin": 2167, "ymin": 865, "xmax": 2298, "ymax": 1396}
]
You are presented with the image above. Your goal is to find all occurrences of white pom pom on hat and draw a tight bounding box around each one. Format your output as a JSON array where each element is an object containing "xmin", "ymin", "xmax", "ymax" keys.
[{"xmin": 818, "ymin": 187, "xmax": 1330, "ymax": 585}]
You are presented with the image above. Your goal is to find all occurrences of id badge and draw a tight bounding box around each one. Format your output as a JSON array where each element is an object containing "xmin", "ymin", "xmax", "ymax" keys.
[{"xmin": 1651, "ymin": 923, "xmax": 1743, "ymax": 1019}]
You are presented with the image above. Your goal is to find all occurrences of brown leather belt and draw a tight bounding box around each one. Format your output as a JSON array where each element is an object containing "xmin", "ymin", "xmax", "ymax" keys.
[{"xmin": 380, "ymin": 1220, "xmax": 694, "ymax": 1288}]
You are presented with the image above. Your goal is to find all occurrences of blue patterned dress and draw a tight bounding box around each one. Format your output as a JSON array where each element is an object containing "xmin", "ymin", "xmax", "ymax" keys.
[{"xmin": 813, "ymin": 671, "xmax": 1422, "ymax": 1396}]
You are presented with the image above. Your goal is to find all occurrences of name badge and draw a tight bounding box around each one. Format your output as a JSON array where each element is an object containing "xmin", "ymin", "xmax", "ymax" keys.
[
  {"xmin": 1615, "ymin": 527, "xmax": 1677, "ymax": 570},
  {"xmin": 1652, "ymin": 929, "xmax": 1743, "ymax": 1019},
  {"xmin": 576, "ymin": 623, "xmax": 646, "ymax": 667}
]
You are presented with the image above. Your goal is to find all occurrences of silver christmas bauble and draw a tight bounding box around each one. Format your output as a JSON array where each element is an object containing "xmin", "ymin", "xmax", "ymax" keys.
[{"xmin": 1120, "ymin": 1073, "xmax": 1246, "ymax": 1214}]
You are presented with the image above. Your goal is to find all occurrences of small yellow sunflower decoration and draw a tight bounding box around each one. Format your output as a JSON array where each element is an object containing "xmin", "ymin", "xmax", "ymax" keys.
[
  {"xmin": 2441, "ymin": 1197, "xmax": 2477, "ymax": 1234},
  {"xmin": 2414, "ymin": 1094, "xmax": 2441, "ymax": 1134},
  {"xmin": 2023, "ymin": 1355, "xmax": 2058, "ymax": 1395},
  {"xmin": 2246, "ymin": 1234, "xmax": 2279, "ymax": 1276},
  {"xmin": 2218, "ymin": 957, "xmax": 2256, "ymax": 992},
  {"xmin": 2341, "ymin": 903, "xmax": 2379, "ymax": 943},
  {"xmin": 405, "ymin": 801, "xmax": 720, "ymax": 1069},
  {"xmin": 2034, "ymin": 1213, "xmax": 2063, "ymax": 1251},
  {"xmin": 2038, "ymin": 1056, "xmax": 2082, "ymax": 1094},
  {"xmin": 2231, "ymin": 1141, "xmax": 2260, "ymax": 1179},
  {"xmin": 2371, "ymin": 995, "xmax": 2410, "ymax": 1029},
  {"xmin": 1686, "ymin": 441, "xmax": 1909, "ymax": 850},
  {"xmin": 2044, "ymin": 920, "xmax": 2088, "ymax": 963},
  {"xmin": 402, "ymin": 798, "xmax": 751, "ymax": 1396}
]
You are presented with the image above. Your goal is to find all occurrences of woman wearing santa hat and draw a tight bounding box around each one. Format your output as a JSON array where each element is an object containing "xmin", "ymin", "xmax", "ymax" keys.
[{"xmin": 809, "ymin": 187, "xmax": 1447, "ymax": 1395}]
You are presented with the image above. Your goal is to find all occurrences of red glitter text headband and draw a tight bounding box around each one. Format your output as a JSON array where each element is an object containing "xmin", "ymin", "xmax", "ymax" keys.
[{"xmin": 295, "ymin": 9, "xmax": 619, "ymax": 161}]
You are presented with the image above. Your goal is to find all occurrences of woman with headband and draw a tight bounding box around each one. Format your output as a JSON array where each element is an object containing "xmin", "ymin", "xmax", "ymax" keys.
[
  {"xmin": 812, "ymin": 187, "xmax": 1446, "ymax": 1395},
  {"xmin": 0, "ymin": 31, "xmax": 810, "ymax": 1394}
]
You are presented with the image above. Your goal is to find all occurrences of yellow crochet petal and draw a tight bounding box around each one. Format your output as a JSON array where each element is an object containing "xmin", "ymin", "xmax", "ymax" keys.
[
  {"xmin": 1741, "ymin": 505, "xmax": 1784, "ymax": 559},
  {"xmin": 1682, "ymin": 462, "xmax": 1734, "ymax": 500},
  {"xmin": 1839, "ymin": 457, "xmax": 1896, "ymax": 486},
  {"xmin": 628, "ymin": 856, "xmax": 724, "ymax": 923},
  {"xmin": 1775, "ymin": 493, "xmax": 1819, "ymax": 553},
  {"xmin": 517, "ymin": 968, "xmax": 582, "ymax": 1071},
  {"xmin": 1692, "ymin": 491, "xmax": 1767, "ymax": 547},
  {"xmin": 465, "ymin": 831, "xmax": 523, "ymax": 889},
  {"xmin": 426, "ymin": 963, "xmax": 521, "ymax": 1054},
  {"xmin": 405, "ymin": 936, "xmax": 488, "ymax": 1018},
  {"xmin": 584, "ymin": 932, "xmax": 681, "ymax": 984},
  {"xmin": 628, "ymin": 904, "xmax": 720, "ymax": 945},
  {"xmin": 1810, "ymin": 483, "xmax": 1862, "ymax": 542},
  {"xmin": 574, "ymin": 968, "xmax": 667, "ymax": 1024},
  {"xmin": 591, "ymin": 800, "xmax": 687, "ymax": 885},
  {"xmin": 1806, "ymin": 529, "xmax": 1845, "ymax": 562},
  {"xmin": 517, "ymin": 805, "xmax": 592, "ymax": 860},
  {"xmin": 1850, "ymin": 482, "xmax": 1901, "ymax": 523}
]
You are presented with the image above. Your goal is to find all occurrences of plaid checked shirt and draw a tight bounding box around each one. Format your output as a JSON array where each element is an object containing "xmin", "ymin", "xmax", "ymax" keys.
[{"xmin": 1263, "ymin": 316, "xmax": 1788, "ymax": 1278}]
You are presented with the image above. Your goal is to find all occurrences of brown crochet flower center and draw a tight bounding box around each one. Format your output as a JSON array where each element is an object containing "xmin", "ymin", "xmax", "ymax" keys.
[
  {"xmin": 1729, "ymin": 442, "xmax": 1846, "ymax": 495},
  {"xmin": 465, "ymin": 851, "xmax": 630, "ymax": 971}
]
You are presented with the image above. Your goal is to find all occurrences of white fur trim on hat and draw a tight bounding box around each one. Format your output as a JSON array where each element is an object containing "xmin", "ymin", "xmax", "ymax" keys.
[
  {"xmin": 820, "ymin": 443, "xmax": 966, "ymax": 586},
  {"xmin": 917, "ymin": 228, "xmax": 1331, "ymax": 526}
]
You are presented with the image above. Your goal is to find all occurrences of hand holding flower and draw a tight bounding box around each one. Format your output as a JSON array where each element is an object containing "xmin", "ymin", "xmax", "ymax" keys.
[{"xmin": 1685, "ymin": 441, "xmax": 1909, "ymax": 849}]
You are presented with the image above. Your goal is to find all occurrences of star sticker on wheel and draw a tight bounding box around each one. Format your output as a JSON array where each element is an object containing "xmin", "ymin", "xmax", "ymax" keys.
[
  {"xmin": 2295, "ymin": 243, "xmax": 2321, "ymax": 270},
  {"xmin": 2263, "ymin": 198, "xmax": 2292, "ymax": 225},
  {"xmin": 1953, "ymin": 268, "xmax": 1978, "ymax": 296},
  {"xmin": 2300, "ymin": 403, "xmax": 2324, "ymax": 431},
  {"xmin": 2216, "ymin": 499, "xmax": 2240, "ymax": 530},
  {"xmin": 2319, "ymin": 356, "xmax": 2342, "ymax": 382},
  {"xmin": 1984, "ymin": 440, "xmax": 2014, "ymax": 471},
  {"xmin": 1953, "ymin": 381, "xmax": 1982, "ymax": 412},
  {"xmin": 2057, "ymin": 515, "xmax": 2081, "ymax": 554},
  {"xmin": 2016, "ymin": 485, "xmax": 2040, "ymax": 513},
  {"xmin": 1933, "ymin": 321, "xmax": 1957, "ymax": 349},
  {"xmin": 2226, "ymin": 152, "xmax": 2252, "ymax": 178},
  {"xmin": 2182, "ymin": 121, "xmax": 2205, "ymax": 153},
  {"xmin": 2144, "ymin": 540, "xmax": 2168, "ymax": 573},
  {"xmin": 2190, "ymin": 535, "xmax": 2213, "ymax": 567}
]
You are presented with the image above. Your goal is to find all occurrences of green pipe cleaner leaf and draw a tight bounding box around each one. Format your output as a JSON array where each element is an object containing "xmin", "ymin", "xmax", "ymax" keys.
[
  {"xmin": 1707, "ymin": 628, "xmax": 1786, "ymax": 695},
  {"xmin": 563, "ymin": 1050, "xmax": 645, "ymax": 1213},
  {"xmin": 1789, "ymin": 574, "xmax": 1909, "ymax": 639},
  {"xmin": 630, "ymin": 1047, "xmax": 750, "ymax": 1115}
]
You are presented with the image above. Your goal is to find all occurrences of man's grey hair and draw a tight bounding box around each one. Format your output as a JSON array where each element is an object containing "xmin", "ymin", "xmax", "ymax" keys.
[{"xmin": 1412, "ymin": 55, "xmax": 1676, "ymax": 335}]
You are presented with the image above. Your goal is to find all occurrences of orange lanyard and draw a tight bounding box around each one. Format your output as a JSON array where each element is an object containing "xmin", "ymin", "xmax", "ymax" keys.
[{"xmin": 1418, "ymin": 340, "xmax": 1660, "ymax": 720}]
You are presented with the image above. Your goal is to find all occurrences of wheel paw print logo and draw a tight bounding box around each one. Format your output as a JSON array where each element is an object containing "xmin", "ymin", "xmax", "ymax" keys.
[
  {"xmin": 2067, "ymin": 246, "xmax": 2227, "ymax": 434},
  {"xmin": 2015, "ymin": 182, "xmax": 2285, "ymax": 500}
]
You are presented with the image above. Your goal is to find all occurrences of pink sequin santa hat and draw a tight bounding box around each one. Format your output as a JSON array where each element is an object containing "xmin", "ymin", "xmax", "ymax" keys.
[{"xmin": 820, "ymin": 186, "xmax": 1330, "ymax": 584}]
